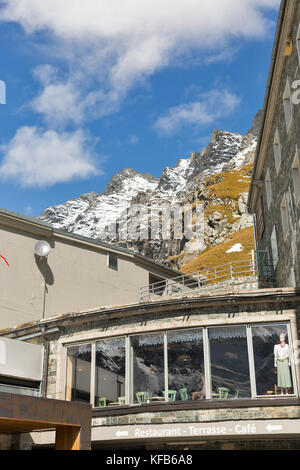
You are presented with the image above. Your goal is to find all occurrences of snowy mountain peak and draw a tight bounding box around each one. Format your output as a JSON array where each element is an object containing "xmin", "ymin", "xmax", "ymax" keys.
[{"xmin": 40, "ymin": 111, "xmax": 262, "ymax": 267}]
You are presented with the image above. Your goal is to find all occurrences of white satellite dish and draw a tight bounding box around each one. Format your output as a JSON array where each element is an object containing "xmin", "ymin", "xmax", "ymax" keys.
[{"xmin": 34, "ymin": 240, "xmax": 51, "ymax": 258}]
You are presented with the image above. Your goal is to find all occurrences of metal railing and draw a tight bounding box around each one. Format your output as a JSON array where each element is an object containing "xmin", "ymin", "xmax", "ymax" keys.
[{"xmin": 140, "ymin": 254, "xmax": 274, "ymax": 302}]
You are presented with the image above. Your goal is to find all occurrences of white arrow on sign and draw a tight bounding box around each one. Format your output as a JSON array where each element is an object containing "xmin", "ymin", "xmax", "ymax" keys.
[
  {"xmin": 116, "ymin": 430, "xmax": 129, "ymax": 438},
  {"xmin": 266, "ymin": 424, "xmax": 282, "ymax": 432}
]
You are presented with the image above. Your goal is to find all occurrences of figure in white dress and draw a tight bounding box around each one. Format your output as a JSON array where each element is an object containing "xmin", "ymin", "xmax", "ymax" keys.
[{"xmin": 274, "ymin": 333, "xmax": 292, "ymax": 394}]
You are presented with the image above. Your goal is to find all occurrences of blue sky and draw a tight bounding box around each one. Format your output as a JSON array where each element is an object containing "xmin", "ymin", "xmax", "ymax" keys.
[{"xmin": 0, "ymin": 0, "xmax": 280, "ymax": 216}]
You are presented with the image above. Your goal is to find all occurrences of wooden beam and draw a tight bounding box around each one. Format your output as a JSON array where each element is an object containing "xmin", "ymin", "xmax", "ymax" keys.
[{"xmin": 56, "ymin": 426, "xmax": 81, "ymax": 450}]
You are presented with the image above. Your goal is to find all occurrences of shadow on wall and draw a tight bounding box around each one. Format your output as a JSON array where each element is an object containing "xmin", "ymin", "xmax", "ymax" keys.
[{"xmin": 34, "ymin": 254, "xmax": 54, "ymax": 288}]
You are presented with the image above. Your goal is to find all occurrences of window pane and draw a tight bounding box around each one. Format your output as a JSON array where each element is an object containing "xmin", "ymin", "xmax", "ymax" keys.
[
  {"xmin": 209, "ymin": 326, "xmax": 251, "ymax": 399},
  {"xmin": 65, "ymin": 344, "xmax": 91, "ymax": 403},
  {"xmin": 252, "ymin": 324, "xmax": 294, "ymax": 396},
  {"xmin": 167, "ymin": 329, "xmax": 205, "ymax": 401},
  {"xmin": 108, "ymin": 253, "xmax": 118, "ymax": 270},
  {"xmin": 132, "ymin": 333, "xmax": 164, "ymax": 404},
  {"xmin": 95, "ymin": 338, "xmax": 126, "ymax": 407}
]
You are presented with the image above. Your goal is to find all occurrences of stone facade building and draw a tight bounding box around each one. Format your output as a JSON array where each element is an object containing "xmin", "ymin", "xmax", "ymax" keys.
[
  {"xmin": 248, "ymin": 0, "xmax": 300, "ymax": 289},
  {"xmin": 1, "ymin": 286, "xmax": 300, "ymax": 450}
]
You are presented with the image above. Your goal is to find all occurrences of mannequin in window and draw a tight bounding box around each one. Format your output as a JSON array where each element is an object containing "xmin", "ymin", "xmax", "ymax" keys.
[{"xmin": 274, "ymin": 332, "xmax": 292, "ymax": 394}]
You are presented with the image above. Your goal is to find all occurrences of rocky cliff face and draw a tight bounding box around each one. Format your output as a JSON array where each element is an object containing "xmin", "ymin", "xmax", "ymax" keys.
[{"xmin": 40, "ymin": 111, "xmax": 262, "ymax": 272}]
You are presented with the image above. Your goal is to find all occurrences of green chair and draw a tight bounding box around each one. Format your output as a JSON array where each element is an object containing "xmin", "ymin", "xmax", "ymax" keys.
[
  {"xmin": 118, "ymin": 396, "xmax": 126, "ymax": 405},
  {"xmin": 136, "ymin": 392, "xmax": 147, "ymax": 404},
  {"xmin": 179, "ymin": 388, "xmax": 188, "ymax": 401},
  {"xmin": 218, "ymin": 387, "xmax": 229, "ymax": 399},
  {"xmin": 164, "ymin": 390, "xmax": 177, "ymax": 402},
  {"xmin": 234, "ymin": 389, "xmax": 239, "ymax": 399},
  {"xmin": 97, "ymin": 397, "xmax": 107, "ymax": 407}
]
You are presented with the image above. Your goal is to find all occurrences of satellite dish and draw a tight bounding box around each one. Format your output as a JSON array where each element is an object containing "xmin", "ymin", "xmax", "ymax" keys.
[{"xmin": 34, "ymin": 240, "xmax": 51, "ymax": 258}]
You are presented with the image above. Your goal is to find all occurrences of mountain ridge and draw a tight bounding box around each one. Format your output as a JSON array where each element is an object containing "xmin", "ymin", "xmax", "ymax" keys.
[{"xmin": 40, "ymin": 111, "xmax": 262, "ymax": 271}]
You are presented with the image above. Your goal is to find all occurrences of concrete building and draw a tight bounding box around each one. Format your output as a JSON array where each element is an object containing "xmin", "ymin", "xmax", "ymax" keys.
[
  {"xmin": 0, "ymin": 207, "xmax": 181, "ymax": 329},
  {"xmin": 248, "ymin": 0, "xmax": 300, "ymax": 289}
]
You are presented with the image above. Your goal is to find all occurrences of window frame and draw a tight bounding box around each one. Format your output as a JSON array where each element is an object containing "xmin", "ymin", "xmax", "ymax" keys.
[
  {"xmin": 63, "ymin": 321, "xmax": 298, "ymax": 407},
  {"xmin": 107, "ymin": 252, "xmax": 118, "ymax": 270}
]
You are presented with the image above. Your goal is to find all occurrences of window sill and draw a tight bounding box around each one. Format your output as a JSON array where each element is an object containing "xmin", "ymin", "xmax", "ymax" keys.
[{"xmin": 92, "ymin": 397, "xmax": 300, "ymax": 417}]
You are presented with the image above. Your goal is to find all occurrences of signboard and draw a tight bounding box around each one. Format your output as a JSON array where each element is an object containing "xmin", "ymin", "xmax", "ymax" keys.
[
  {"xmin": 0, "ymin": 336, "xmax": 43, "ymax": 381},
  {"xmin": 92, "ymin": 419, "xmax": 300, "ymax": 442}
]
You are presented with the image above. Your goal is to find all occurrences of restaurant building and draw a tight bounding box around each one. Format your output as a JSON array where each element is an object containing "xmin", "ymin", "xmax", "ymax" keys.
[{"xmin": 1, "ymin": 284, "xmax": 300, "ymax": 450}]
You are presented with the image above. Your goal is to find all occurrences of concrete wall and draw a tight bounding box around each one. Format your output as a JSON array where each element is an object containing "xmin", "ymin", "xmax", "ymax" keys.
[{"xmin": 255, "ymin": 2, "xmax": 300, "ymax": 288}]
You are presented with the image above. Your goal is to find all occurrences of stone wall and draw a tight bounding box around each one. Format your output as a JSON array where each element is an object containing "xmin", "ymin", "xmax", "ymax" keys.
[
  {"xmin": 92, "ymin": 404, "xmax": 300, "ymax": 428},
  {"xmin": 257, "ymin": 2, "xmax": 300, "ymax": 288}
]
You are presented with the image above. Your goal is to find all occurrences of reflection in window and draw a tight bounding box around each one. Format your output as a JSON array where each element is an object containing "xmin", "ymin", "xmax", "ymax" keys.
[
  {"xmin": 66, "ymin": 344, "xmax": 91, "ymax": 403},
  {"xmin": 209, "ymin": 326, "xmax": 251, "ymax": 399},
  {"xmin": 132, "ymin": 333, "xmax": 164, "ymax": 404},
  {"xmin": 252, "ymin": 325, "xmax": 294, "ymax": 396},
  {"xmin": 95, "ymin": 338, "xmax": 125, "ymax": 407},
  {"xmin": 167, "ymin": 329, "xmax": 205, "ymax": 401}
]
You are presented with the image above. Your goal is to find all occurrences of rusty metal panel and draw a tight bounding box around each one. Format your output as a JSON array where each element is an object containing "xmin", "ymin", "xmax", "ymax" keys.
[{"xmin": 0, "ymin": 336, "xmax": 43, "ymax": 381}]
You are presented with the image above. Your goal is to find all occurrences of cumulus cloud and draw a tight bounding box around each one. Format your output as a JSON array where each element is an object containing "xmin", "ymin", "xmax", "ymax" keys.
[
  {"xmin": 0, "ymin": 126, "xmax": 100, "ymax": 187},
  {"xmin": 153, "ymin": 89, "xmax": 241, "ymax": 135},
  {"xmin": 0, "ymin": 0, "xmax": 279, "ymax": 124}
]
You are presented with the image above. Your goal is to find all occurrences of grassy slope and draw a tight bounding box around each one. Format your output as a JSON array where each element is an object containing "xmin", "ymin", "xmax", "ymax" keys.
[
  {"xmin": 179, "ymin": 163, "xmax": 255, "ymax": 274},
  {"xmin": 181, "ymin": 226, "xmax": 255, "ymax": 274}
]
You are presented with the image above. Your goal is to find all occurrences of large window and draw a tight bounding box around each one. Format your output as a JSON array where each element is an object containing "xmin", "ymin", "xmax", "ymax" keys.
[
  {"xmin": 131, "ymin": 333, "xmax": 165, "ymax": 404},
  {"xmin": 252, "ymin": 324, "xmax": 294, "ymax": 396},
  {"xmin": 95, "ymin": 337, "xmax": 125, "ymax": 407},
  {"xmin": 66, "ymin": 343, "xmax": 92, "ymax": 403},
  {"xmin": 167, "ymin": 329, "xmax": 205, "ymax": 401},
  {"xmin": 209, "ymin": 326, "xmax": 251, "ymax": 399},
  {"xmin": 64, "ymin": 322, "xmax": 297, "ymax": 406}
]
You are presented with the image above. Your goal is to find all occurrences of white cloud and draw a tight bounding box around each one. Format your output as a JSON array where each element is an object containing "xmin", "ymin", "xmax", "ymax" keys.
[
  {"xmin": 0, "ymin": 126, "xmax": 100, "ymax": 187},
  {"xmin": 24, "ymin": 205, "xmax": 33, "ymax": 215},
  {"xmin": 0, "ymin": 0, "xmax": 279, "ymax": 123},
  {"xmin": 153, "ymin": 89, "xmax": 241, "ymax": 135}
]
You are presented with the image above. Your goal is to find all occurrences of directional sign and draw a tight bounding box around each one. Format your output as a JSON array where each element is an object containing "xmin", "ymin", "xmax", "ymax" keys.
[
  {"xmin": 92, "ymin": 419, "xmax": 300, "ymax": 442},
  {"xmin": 266, "ymin": 424, "xmax": 283, "ymax": 432},
  {"xmin": 115, "ymin": 430, "xmax": 129, "ymax": 438}
]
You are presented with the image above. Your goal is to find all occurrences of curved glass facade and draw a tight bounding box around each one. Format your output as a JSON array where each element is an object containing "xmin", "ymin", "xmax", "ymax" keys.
[{"xmin": 65, "ymin": 322, "xmax": 297, "ymax": 406}]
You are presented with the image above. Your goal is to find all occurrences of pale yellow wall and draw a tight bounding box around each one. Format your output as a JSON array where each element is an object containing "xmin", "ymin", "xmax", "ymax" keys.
[
  {"xmin": 0, "ymin": 224, "xmax": 45, "ymax": 328},
  {"xmin": 44, "ymin": 237, "xmax": 150, "ymax": 318},
  {"xmin": 0, "ymin": 222, "xmax": 161, "ymax": 329}
]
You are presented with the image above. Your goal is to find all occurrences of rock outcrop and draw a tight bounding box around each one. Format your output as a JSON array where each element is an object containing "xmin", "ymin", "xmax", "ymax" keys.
[{"xmin": 40, "ymin": 111, "xmax": 262, "ymax": 271}]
